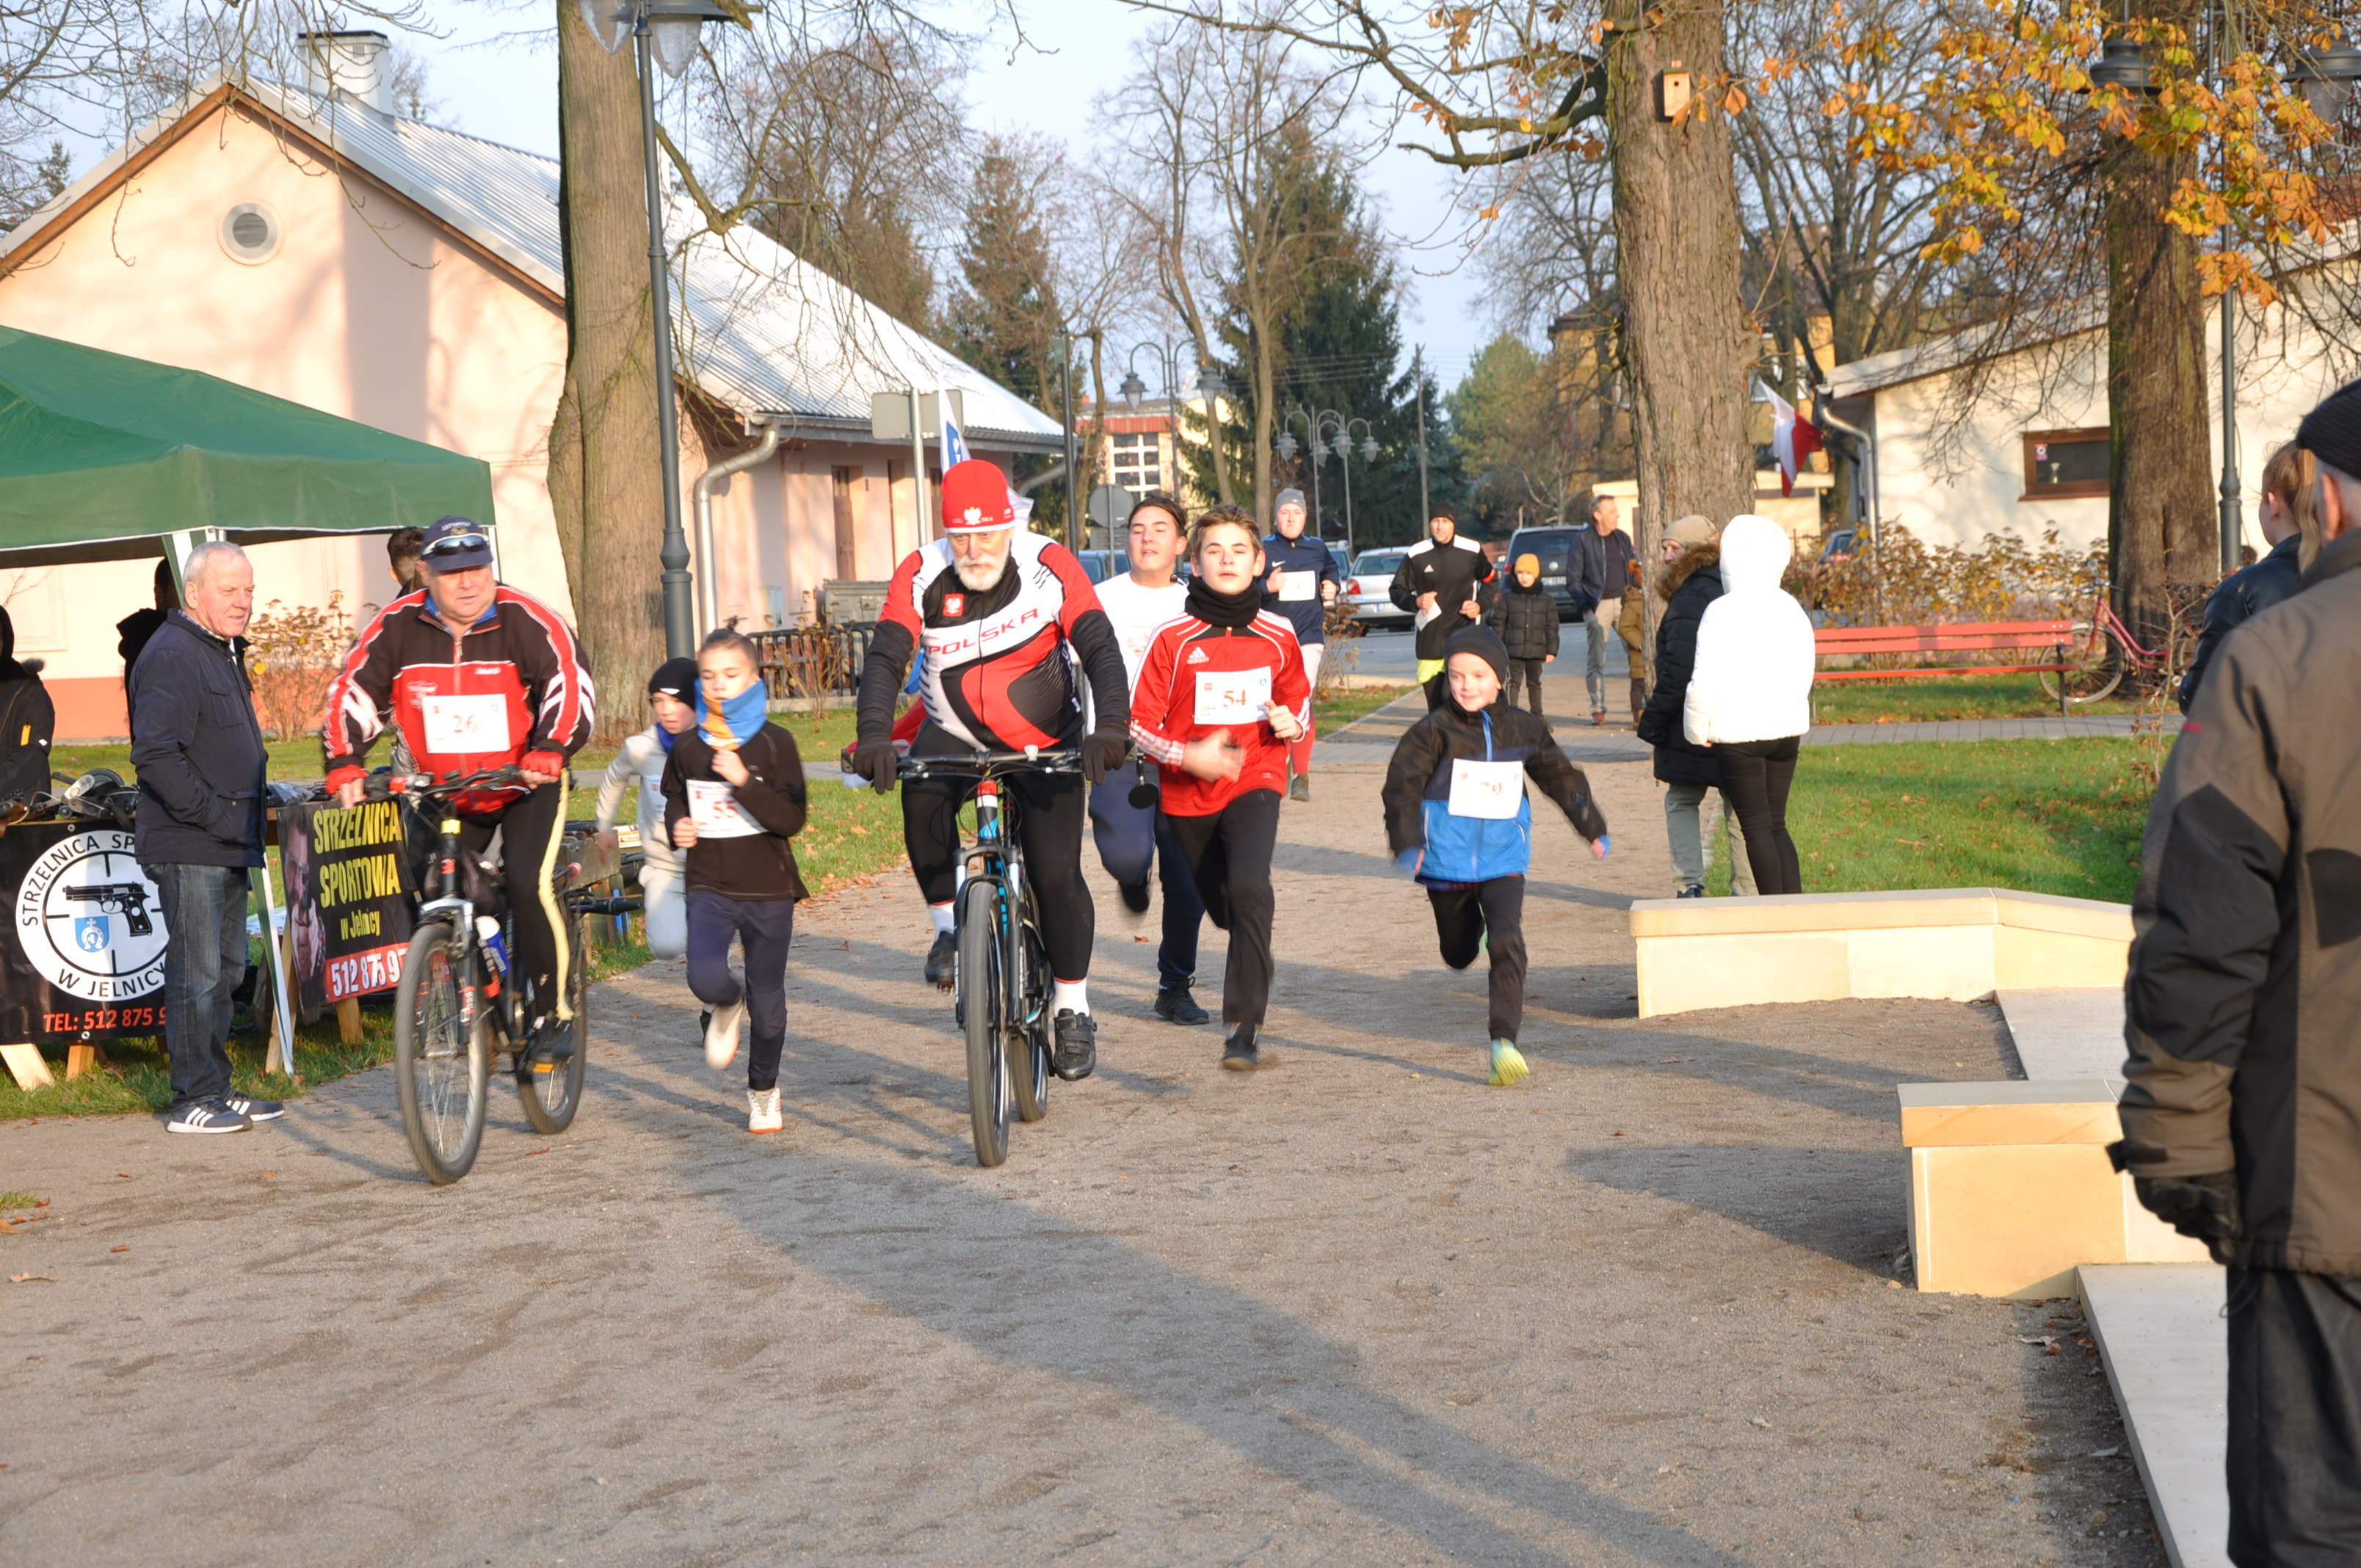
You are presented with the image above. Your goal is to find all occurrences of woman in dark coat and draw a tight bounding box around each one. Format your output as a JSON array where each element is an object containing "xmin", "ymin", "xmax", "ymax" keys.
[
  {"xmin": 2180, "ymin": 440, "xmax": 2319, "ymax": 712},
  {"xmin": 0, "ymin": 603, "xmax": 54, "ymax": 802},
  {"xmin": 1633, "ymin": 517, "xmax": 1753, "ymax": 898},
  {"xmin": 1485, "ymin": 551, "xmax": 1562, "ymax": 714}
]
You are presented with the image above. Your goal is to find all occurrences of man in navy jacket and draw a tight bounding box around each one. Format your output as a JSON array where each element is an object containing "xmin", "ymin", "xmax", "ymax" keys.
[{"xmin": 1262, "ymin": 487, "xmax": 1343, "ymax": 799}]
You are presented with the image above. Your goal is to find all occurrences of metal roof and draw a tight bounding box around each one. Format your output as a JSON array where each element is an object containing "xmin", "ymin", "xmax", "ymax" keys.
[{"xmin": 2, "ymin": 75, "xmax": 1066, "ymax": 452}]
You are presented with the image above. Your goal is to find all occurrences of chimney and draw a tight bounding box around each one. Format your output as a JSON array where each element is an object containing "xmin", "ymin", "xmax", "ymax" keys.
[{"xmin": 295, "ymin": 30, "xmax": 394, "ymax": 116}]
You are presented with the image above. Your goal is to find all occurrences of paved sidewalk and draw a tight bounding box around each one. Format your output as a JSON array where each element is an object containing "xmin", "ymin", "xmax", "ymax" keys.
[{"xmin": 1, "ymin": 738, "xmax": 2159, "ymax": 1565}]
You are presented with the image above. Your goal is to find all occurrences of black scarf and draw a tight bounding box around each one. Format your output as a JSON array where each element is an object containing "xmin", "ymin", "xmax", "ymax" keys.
[{"xmin": 1186, "ymin": 576, "xmax": 1263, "ymax": 630}]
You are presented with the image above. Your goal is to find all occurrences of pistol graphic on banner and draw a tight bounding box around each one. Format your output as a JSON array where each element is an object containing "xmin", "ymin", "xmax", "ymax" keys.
[{"xmin": 62, "ymin": 882, "xmax": 155, "ymax": 937}]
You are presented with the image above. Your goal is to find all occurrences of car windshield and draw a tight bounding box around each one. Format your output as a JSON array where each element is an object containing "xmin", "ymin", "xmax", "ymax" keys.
[
  {"xmin": 1076, "ymin": 552, "xmax": 1111, "ymax": 584},
  {"xmin": 1509, "ymin": 529, "xmax": 1581, "ymax": 580},
  {"xmin": 1351, "ymin": 550, "xmax": 1405, "ymax": 577}
]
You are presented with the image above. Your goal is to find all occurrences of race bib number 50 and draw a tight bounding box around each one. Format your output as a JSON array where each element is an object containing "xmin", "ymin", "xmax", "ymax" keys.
[
  {"xmin": 421, "ymin": 694, "xmax": 511, "ymax": 754},
  {"xmin": 1194, "ymin": 668, "xmax": 1273, "ymax": 726}
]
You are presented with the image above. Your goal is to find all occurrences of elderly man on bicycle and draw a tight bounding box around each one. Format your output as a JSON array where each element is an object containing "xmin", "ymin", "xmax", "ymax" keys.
[
  {"xmin": 322, "ymin": 515, "xmax": 594, "ymax": 1061},
  {"xmin": 852, "ymin": 459, "xmax": 1131, "ymax": 1081}
]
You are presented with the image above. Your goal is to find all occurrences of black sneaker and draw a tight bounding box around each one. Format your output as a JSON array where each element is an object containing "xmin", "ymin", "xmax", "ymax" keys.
[
  {"xmin": 1220, "ymin": 1026, "xmax": 1265, "ymax": 1072},
  {"xmin": 222, "ymin": 1092, "xmax": 284, "ymax": 1122},
  {"xmin": 1118, "ymin": 879, "xmax": 1150, "ymax": 914},
  {"xmin": 1676, "ymin": 883, "xmax": 1705, "ymax": 900},
  {"xmin": 924, "ymin": 930, "xmax": 957, "ymax": 988},
  {"xmin": 1153, "ymin": 986, "xmax": 1209, "ymax": 1026},
  {"xmin": 528, "ymin": 1019, "xmax": 576, "ymax": 1064},
  {"xmin": 166, "ymin": 1098, "xmax": 251, "ymax": 1134},
  {"xmin": 1051, "ymin": 1010, "xmax": 1098, "ymax": 1081}
]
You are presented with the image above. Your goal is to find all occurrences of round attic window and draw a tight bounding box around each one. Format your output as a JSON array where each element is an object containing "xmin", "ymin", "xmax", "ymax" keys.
[{"xmin": 219, "ymin": 201, "xmax": 282, "ymax": 264}]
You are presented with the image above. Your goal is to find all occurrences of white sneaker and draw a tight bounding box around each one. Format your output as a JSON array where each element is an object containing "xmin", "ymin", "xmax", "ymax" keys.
[
  {"xmin": 703, "ymin": 995, "xmax": 747, "ymax": 1070},
  {"xmin": 747, "ymin": 1086, "xmax": 783, "ymax": 1134}
]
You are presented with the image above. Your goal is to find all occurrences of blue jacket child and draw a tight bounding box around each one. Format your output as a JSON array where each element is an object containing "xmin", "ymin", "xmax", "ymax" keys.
[{"xmin": 1380, "ymin": 625, "xmax": 1609, "ymax": 1084}]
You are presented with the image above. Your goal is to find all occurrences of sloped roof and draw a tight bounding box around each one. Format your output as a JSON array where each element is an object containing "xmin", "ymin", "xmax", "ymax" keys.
[{"xmin": 0, "ymin": 75, "xmax": 1065, "ymax": 452}]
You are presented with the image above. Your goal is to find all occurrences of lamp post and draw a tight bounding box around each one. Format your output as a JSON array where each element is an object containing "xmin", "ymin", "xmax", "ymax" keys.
[
  {"xmin": 1332, "ymin": 418, "xmax": 1378, "ymax": 562},
  {"xmin": 1055, "ymin": 329, "xmax": 1082, "ymax": 553},
  {"xmin": 1276, "ymin": 408, "xmax": 1325, "ymax": 546},
  {"xmin": 580, "ymin": 0, "xmax": 733, "ymax": 658},
  {"xmin": 1122, "ymin": 339, "xmax": 1194, "ymax": 500}
]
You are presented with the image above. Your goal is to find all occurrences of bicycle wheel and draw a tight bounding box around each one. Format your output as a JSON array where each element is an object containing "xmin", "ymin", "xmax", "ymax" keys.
[
  {"xmin": 393, "ymin": 920, "xmax": 489, "ymax": 1186},
  {"xmin": 2037, "ymin": 622, "xmax": 2124, "ymax": 705},
  {"xmin": 1009, "ymin": 895, "xmax": 1049, "ymax": 1125},
  {"xmin": 517, "ymin": 912, "xmax": 590, "ymax": 1134},
  {"xmin": 959, "ymin": 876, "xmax": 1009, "ymax": 1167}
]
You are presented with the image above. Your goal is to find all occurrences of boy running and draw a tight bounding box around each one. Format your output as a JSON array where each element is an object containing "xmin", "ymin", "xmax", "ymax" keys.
[
  {"xmin": 662, "ymin": 630, "xmax": 808, "ymax": 1133},
  {"xmin": 1382, "ymin": 625, "xmax": 1609, "ymax": 1086},
  {"xmin": 1131, "ymin": 506, "xmax": 1310, "ymax": 1070},
  {"xmin": 595, "ymin": 656, "xmax": 698, "ymax": 959}
]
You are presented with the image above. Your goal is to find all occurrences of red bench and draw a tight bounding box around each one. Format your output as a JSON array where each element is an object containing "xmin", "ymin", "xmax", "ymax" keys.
[{"xmin": 1813, "ymin": 620, "xmax": 2080, "ymax": 715}]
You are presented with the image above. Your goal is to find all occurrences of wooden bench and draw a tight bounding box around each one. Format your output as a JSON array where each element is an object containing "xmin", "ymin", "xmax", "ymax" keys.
[{"xmin": 1813, "ymin": 619, "xmax": 2078, "ymax": 714}]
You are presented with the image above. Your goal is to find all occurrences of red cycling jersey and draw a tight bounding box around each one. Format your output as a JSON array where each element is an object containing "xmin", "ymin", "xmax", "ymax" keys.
[{"xmin": 1129, "ymin": 609, "xmax": 1309, "ymax": 817}]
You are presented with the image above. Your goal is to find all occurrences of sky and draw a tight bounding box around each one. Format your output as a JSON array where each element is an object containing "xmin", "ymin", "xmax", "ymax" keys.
[{"xmin": 387, "ymin": 0, "xmax": 1505, "ymax": 388}]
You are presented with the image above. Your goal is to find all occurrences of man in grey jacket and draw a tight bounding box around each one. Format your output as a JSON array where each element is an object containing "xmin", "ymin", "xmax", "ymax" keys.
[
  {"xmin": 129, "ymin": 542, "xmax": 279, "ymax": 1135},
  {"xmin": 2114, "ymin": 374, "xmax": 2361, "ymax": 1564}
]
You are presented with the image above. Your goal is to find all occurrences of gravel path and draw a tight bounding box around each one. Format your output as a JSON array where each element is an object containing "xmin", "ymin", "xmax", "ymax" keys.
[{"xmin": 1, "ymin": 687, "xmax": 2159, "ymax": 1566}]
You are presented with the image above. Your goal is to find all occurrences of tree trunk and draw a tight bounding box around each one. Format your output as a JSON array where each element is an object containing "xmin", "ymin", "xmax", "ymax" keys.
[
  {"xmin": 1250, "ymin": 305, "xmax": 1277, "ymax": 523},
  {"xmin": 1603, "ymin": 0, "xmax": 1758, "ymax": 678},
  {"xmin": 548, "ymin": 1, "xmax": 667, "ymax": 741},
  {"xmin": 2103, "ymin": 42, "xmax": 2213, "ymax": 664}
]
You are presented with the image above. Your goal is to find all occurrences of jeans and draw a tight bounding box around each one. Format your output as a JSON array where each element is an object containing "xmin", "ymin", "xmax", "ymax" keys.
[
  {"xmin": 151, "ymin": 862, "xmax": 250, "ymax": 1108},
  {"xmin": 685, "ymin": 888, "xmax": 795, "ymax": 1092},
  {"xmin": 1161, "ymin": 790, "xmax": 1281, "ymax": 1028},
  {"xmin": 1088, "ymin": 769, "xmax": 1204, "ymax": 992},
  {"xmin": 1663, "ymin": 783, "xmax": 1758, "ymax": 896},
  {"xmin": 1717, "ymin": 736, "xmax": 1803, "ymax": 896},
  {"xmin": 1505, "ymin": 658, "xmax": 1546, "ymax": 714},
  {"xmin": 2227, "ymin": 1266, "xmax": 2361, "ymax": 1566},
  {"xmin": 1426, "ymin": 876, "xmax": 1527, "ymax": 1042},
  {"xmin": 1583, "ymin": 611, "xmax": 1612, "ymax": 710}
]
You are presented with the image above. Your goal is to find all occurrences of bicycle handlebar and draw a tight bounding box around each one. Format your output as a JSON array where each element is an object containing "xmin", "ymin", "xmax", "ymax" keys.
[
  {"xmin": 838, "ymin": 747, "xmax": 1085, "ymax": 786},
  {"xmin": 355, "ymin": 764, "xmax": 529, "ymax": 802}
]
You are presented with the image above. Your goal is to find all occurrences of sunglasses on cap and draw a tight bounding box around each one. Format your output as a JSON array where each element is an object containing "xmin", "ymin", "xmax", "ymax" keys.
[{"xmin": 421, "ymin": 531, "xmax": 491, "ymax": 560}]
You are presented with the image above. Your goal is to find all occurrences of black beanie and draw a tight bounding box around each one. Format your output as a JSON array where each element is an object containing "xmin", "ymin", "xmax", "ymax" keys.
[
  {"xmin": 2298, "ymin": 376, "xmax": 2361, "ymax": 479},
  {"xmin": 1443, "ymin": 624, "xmax": 1509, "ymax": 686},
  {"xmin": 648, "ymin": 656, "xmax": 698, "ymax": 699}
]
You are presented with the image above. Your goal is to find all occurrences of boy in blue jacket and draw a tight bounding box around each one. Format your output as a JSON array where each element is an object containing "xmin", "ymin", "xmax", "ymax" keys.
[{"xmin": 1381, "ymin": 626, "xmax": 1609, "ymax": 1085}]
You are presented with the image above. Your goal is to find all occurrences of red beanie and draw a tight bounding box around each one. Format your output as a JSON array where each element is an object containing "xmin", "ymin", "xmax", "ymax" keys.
[{"xmin": 941, "ymin": 458, "xmax": 1017, "ymax": 531}]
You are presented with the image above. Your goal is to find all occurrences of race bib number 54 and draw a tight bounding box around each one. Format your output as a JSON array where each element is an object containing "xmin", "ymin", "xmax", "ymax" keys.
[
  {"xmin": 421, "ymin": 694, "xmax": 510, "ymax": 754},
  {"xmin": 1194, "ymin": 668, "xmax": 1273, "ymax": 726}
]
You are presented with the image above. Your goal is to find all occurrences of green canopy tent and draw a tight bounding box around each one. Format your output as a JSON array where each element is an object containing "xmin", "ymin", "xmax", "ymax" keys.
[
  {"xmin": 0, "ymin": 324, "xmax": 497, "ymax": 567},
  {"xmin": 0, "ymin": 327, "xmax": 500, "ymax": 1086}
]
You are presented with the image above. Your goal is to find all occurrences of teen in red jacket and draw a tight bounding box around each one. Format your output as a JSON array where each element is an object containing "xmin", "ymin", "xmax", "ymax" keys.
[{"xmin": 1130, "ymin": 505, "xmax": 1309, "ymax": 1071}]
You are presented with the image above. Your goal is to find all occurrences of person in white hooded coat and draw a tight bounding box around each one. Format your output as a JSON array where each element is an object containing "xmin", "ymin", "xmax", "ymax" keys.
[{"xmin": 1683, "ymin": 515, "xmax": 1815, "ymax": 895}]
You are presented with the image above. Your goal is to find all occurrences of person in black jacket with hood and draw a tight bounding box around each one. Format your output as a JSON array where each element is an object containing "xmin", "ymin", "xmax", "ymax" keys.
[
  {"xmin": 1484, "ymin": 551, "xmax": 1560, "ymax": 713},
  {"xmin": 2179, "ymin": 440, "xmax": 2318, "ymax": 712},
  {"xmin": 1388, "ymin": 504, "xmax": 1496, "ymax": 708},
  {"xmin": 0, "ymin": 603, "xmax": 54, "ymax": 802},
  {"xmin": 1635, "ymin": 517, "xmax": 1755, "ymax": 899}
]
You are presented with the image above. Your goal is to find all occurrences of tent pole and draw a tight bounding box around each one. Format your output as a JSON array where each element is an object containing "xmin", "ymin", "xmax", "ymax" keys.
[{"xmin": 251, "ymin": 855, "xmax": 298, "ymax": 1081}]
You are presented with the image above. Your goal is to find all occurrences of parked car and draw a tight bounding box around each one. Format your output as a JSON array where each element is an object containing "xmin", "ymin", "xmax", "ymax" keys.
[
  {"xmin": 1341, "ymin": 547, "xmax": 1412, "ymax": 629},
  {"xmin": 1502, "ymin": 526, "xmax": 1596, "ymax": 622},
  {"xmin": 1818, "ymin": 526, "xmax": 1859, "ymax": 563}
]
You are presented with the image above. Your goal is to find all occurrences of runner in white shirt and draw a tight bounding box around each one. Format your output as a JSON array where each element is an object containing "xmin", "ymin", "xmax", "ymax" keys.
[
  {"xmin": 595, "ymin": 657, "xmax": 698, "ymax": 958},
  {"xmin": 1087, "ymin": 493, "xmax": 1211, "ymax": 1026}
]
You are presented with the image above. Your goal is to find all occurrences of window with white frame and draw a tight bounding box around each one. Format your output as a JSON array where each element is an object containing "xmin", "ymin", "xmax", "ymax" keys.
[{"xmin": 1109, "ymin": 430, "xmax": 1161, "ymax": 493}]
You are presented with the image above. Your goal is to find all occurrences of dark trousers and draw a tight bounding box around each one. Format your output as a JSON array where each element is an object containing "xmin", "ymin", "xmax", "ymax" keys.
[
  {"xmin": 1161, "ymin": 789, "xmax": 1281, "ymax": 1028},
  {"xmin": 1506, "ymin": 658, "xmax": 1546, "ymax": 714},
  {"xmin": 151, "ymin": 862, "xmax": 250, "ymax": 1108},
  {"xmin": 2228, "ymin": 1266, "xmax": 2361, "ymax": 1566},
  {"xmin": 1428, "ymin": 875, "xmax": 1528, "ymax": 1042},
  {"xmin": 458, "ymin": 782, "xmax": 571, "ymax": 1018},
  {"xmin": 904, "ymin": 769, "xmax": 1093, "ymax": 981},
  {"xmin": 1716, "ymin": 736, "xmax": 1803, "ymax": 896},
  {"xmin": 685, "ymin": 888, "xmax": 795, "ymax": 1092},
  {"xmin": 1088, "ymin": 769, "xmax": 1204, "ymax": 992}
]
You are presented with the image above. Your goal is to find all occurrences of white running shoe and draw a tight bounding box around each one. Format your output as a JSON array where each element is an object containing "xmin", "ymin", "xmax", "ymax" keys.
[
  {"xmin": 703, "ymin": 995, "xmax": 748, "ymax": 1070},
  {"xmin": 747, "ymin": 1086, "xmax": 783, "ymax": 1134}
]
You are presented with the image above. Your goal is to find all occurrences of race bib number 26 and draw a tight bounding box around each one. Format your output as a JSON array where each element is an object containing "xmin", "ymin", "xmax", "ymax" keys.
[{"xmin": 421, "ymin": 694, "xmax": 511, "ymax": 754}]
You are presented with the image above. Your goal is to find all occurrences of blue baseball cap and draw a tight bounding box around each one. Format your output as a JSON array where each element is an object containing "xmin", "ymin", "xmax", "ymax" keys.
[{"xmin": 418, "ymin": 515, "xmax": 494, "ymax": 573}]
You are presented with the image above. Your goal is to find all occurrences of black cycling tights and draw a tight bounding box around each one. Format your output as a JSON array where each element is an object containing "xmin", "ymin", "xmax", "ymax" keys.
[
  {"xmin": 457, "ymin": 782, "xmax": 570, "ymax": 1018},
  {"xmin": 902, "ymin": 770, "xmax": 1095, "ymax": 982}
]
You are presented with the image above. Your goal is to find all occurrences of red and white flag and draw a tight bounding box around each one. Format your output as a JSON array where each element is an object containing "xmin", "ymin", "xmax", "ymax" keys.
[{"xmin": 1762, "ymin": 381, "xmax": 1825, "ymax": 498}]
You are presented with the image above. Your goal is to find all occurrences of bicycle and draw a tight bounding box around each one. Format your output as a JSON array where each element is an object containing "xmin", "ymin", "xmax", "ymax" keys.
[
  {"xmin": 847, "ymin": 747, "xmax": 1080, "ymax": 1167},
  {"xmin": 2038, "ymin": 595, "xmax": 2192, "ymax": 705},
  {"xmin": 362, "ymin": 766, "xmax": 621, "ymax": 1185}
]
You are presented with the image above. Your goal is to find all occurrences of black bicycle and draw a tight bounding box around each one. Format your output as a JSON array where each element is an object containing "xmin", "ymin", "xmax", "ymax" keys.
[
  {"xmin": 363, "ymin": 766, "xmax": 620, "ymax": 1185},
  {"xmin": 852, "ymin": 748, "xmax": 1080, "ymax": 1166}
]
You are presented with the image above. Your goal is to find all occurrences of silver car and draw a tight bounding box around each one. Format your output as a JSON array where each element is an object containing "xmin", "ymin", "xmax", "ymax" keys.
[{"xmin": 1340, "ymin": 548, "xmax": 1411, "ymax": 628}]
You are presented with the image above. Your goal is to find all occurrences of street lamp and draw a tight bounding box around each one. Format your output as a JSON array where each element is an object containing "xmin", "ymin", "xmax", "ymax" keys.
[
  {"xmin": 581, "ymin": 0, "xmax": 735, "ymax": 658},
  {"xmin": 1332, "ymin": 416, "xmax": 1378, "ymax": 562}
]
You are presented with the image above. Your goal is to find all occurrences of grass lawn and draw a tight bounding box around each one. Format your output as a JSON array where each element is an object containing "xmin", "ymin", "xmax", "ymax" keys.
[
  {"xmin": 1810, "ymin": 675, "xmax": 2144, "ymax": 725},
  {"xmin": 1711, "ymin": 737, "xmax": 2156, "ymax": 903},
  {"xmin": 1316, "ymin": 683, "xmax": 1414, "ymax": 732}
]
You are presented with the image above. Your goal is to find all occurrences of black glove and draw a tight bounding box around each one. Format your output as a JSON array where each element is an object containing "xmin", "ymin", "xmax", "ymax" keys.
[
  {"xmin": 2128, "ymin": 1165, "xmax": 2242, "ymax": 1263},
  {"xmin": 1081, "ymin": 730, "xmax": 1129, "ymax": 788},
  {"xmin": 852, "ymin": 737, "xmax": 899, "ymax": 794}
]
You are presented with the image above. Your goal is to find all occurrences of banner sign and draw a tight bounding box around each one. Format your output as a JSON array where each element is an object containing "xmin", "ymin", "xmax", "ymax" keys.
[
  {"xmin": 280, "ymin": 798, "xmax": 416, "ymax": 1012},
  {"xmin": 1, "ymin": 824, "xmax": 169, "ymax": 1041}
]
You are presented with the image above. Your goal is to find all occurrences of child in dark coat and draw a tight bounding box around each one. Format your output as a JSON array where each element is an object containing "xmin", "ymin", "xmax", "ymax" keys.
[
  {"xmin": 1381, "ymin": 625, "xmax": 1609, "ymax": 1085},
  {"xmin": 1485, "ymin": 551, "xmax": 1561, "ymax": 714}
]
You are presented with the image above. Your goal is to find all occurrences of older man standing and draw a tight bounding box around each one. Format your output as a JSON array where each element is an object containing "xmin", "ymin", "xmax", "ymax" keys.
[
  {"xmin": 130, "ymin": 542, "xmax": 278, "ymax": 1134},
  {"xmin": 1572, "ymin": 493, "xmax": 1642, "ymax": 726},
  {"xmin": 2114, "ymin": 375, "xmax": 2361, "ymax": 1565}
]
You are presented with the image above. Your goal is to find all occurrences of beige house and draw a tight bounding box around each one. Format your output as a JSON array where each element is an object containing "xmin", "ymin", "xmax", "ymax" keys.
[{"xmin": 0, "ymin": 40, "xmax": 1061, "ymax": 738}]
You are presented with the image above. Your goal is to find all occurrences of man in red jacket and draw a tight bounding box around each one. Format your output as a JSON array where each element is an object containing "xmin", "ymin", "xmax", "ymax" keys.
[{"xmin": 322, "ymin": 516, "xmax": 595, "ymax": 1056}]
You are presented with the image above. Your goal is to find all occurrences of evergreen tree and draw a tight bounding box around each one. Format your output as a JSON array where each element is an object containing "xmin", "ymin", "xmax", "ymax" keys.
[
  {"xmin": 944, "ymin": 137, "xmax": 1064, "ymax": 413},
  {"xmin": 1447, "ymin": 334, "xmax": 1574, "ymax": 536}
]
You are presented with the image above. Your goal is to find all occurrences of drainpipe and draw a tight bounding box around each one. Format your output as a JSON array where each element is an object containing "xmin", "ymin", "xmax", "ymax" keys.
[
  {"xmin": 693, "ymin": 415, "xmax": 781, "ymax": 636},
  {"xmin": 1815, "ymin": 397, "xmax": 1879, "ymax": 552},
  {"xmin": 1015, "ymin": 460, "xmax": 1066, "ymax": 497}
]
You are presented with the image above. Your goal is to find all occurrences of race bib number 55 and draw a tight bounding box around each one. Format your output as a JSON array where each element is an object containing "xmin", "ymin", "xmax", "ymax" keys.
[
  {"xmin": 1194, "ymin": 668, "xmax": 1273, "ymax": 726},
  {"xmin": 421, "ymin": 694, "xmax": 511, "ymax": 754}
]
